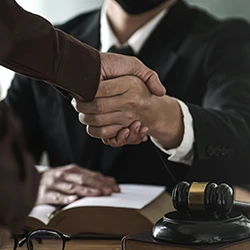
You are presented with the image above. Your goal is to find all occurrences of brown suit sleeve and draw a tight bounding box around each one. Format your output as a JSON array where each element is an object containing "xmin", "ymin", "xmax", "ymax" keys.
[{"xmin": 0, "ymin": 0, "xmax": 101, "ymax": 102}]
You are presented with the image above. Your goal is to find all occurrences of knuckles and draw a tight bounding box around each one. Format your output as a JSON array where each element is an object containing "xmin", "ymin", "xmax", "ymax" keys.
[
  {"xmin": 93, "ymin": 99, "xmax": 105, "ymax": 113},
  {"xmin": 124, "ymin": 110, "xmax": 136, "ymax": 121},
  {"xmin": 81, "ymin": 115, "xmax": 103, "ymax": 126},
  {"xmin": 97, "ymin": 127, "xmax": 111, "ymax": 138},
  {"xmin": 89, "ymin": 115, "xmax": 104, "ymax": 126},
  {"xmin": 90, "ymin": 172, "xmax": 102, "ymax": 180},
  {"xmin": 87, "ymin": 126, "xmax": 110, "ymax": 139}
]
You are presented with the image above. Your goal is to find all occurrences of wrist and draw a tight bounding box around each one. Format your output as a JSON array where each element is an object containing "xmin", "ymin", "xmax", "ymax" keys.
[{"xmin": 148, "ymin": 96, "xmax": 184, "ymax": 149}]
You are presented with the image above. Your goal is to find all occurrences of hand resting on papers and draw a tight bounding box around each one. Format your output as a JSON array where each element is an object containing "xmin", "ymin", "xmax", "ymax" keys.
[{"xmin": 36, "ymin": 164, "xmax": 120, "ymax": 205}]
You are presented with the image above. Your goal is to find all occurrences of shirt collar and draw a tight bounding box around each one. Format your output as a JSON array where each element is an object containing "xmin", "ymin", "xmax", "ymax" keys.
[{"xmin": 100, "ymin": 3, "xmax": 167, "ymax": 54}]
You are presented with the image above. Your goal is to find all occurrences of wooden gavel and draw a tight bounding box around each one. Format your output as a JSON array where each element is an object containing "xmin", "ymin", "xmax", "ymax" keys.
[{"xmin": 172, "ymin": 181, "xmax": 250, "ymax": 217}]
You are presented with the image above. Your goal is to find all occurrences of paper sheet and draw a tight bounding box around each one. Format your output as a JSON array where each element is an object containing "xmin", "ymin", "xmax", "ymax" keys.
[
  {"xmin": 29, "ymin": 204, "xmax": 56, "ymax": 225},
  {"xmin": 63, "ymin": 184, "xmax": 165, "ymax": 210}
]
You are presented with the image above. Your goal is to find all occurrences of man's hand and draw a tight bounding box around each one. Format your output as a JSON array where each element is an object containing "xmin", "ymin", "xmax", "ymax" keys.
[
  {"xmin": 100, "ymin": 52, "xmax": 166, "ymax": 96},
  {"xmin": 72, "ymin": 76, "xmax": 184, "ymax": 148},
  {"xmin": 36, "ymin": 164, "xmax": 120, "ymax": 205}
]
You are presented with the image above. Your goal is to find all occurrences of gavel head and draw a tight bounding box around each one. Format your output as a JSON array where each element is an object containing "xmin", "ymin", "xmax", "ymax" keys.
[{"xmin": 172, "ymin": 181, "xmax": 234, "ymax": 216}]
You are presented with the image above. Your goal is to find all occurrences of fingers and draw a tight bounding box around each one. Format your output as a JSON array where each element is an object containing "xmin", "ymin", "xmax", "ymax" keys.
[
  {"xmin": 72, "ymin": 96, "xmax": 122, "ymax": 115},
  {"xmin": 82, "ymin": 172, "xmax": 119, "ymax": 194},
  {"xmin": 86, "ymin": 124, "xmax": 124, "ymax": 139},
  {"xmin": 71, "ymin": 76, "xmax": 134, "ymax": 115},
  {"xmin": 106, "ymin": 176, "xmax": 121, "ymax": 192},
  {"xmin": 62, "ymin": 166, "xmax": 120, "ymax": 194},
  {"xmin": 52, "ymin": 181, "xmax": 102, "ymax": 197},
  {"xmin": 95, "ymin": 79, "xmax": 129, "ymax": 98},
  {"xmin": 79, "ymin": 111, "xmax": 124, "ymax": 127},
  {"xmin": 114, "ymin": 127, "xmax": 135, "ymax": 145},
  {"xmin": 37, "ymin": 190, "xmax": 78, "ymax": 205},
  {"xmin": 37, "ymin": 180, "xmax": 114, "ymax": 205},
  {"xmin": 103, "ymin": 121, "xmax": 149, "ymax": 147}
]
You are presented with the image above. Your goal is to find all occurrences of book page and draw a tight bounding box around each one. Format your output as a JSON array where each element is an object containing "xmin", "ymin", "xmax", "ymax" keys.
[
  {"xmin": 63, "ymin": 184, "xmax": 165, "ymax": 211},
  {"xmin": 29, "ymin": 204, "xmax": 57, "ymax": 225}
]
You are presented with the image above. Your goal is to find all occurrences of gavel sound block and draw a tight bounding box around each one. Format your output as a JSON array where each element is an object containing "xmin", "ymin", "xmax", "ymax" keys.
[{"xmin": 152, "ymin": 181, "xmax": 250, "ymax": 244}]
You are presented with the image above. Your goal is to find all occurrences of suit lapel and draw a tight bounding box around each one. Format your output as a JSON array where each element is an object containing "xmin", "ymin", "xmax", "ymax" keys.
[
  {"xmin": 77, "ymin": 11, "xmax": 101, "ymax": 49},
  {"xmin": 137, "ymin": 18, "xmax": 178, "ymax": 82},
  {"xmin": 138, "ymin": 0, "xmax": 194, "ymax": 82},
  {"xmin": 139, "ymin": 42, "xmax": 178, "ymax": 83}
]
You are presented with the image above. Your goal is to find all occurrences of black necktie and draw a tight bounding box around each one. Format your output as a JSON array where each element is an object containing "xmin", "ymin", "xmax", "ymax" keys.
[{"xmin": 108, "ymin": 45, "xmax": 135, "ymax": 56}]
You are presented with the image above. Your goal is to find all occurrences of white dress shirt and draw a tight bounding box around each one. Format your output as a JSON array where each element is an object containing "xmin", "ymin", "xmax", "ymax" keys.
[{"xmin": 100, "ymin": 4, "xmax": 195, "ymax": 166}]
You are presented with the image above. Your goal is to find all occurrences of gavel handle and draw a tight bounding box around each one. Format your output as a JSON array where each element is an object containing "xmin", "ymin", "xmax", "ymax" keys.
[{"xmin": 233, "ymin": 201, "xmax": 250, "ymax": 218}]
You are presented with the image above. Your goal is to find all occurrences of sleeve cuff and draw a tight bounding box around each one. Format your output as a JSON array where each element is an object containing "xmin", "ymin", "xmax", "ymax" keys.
[
  {"xmin": 35, "ymin": 165, "xmax": 50, "ymax": 173},
  {"xmin": 54, "ymin": 30, "xmax": 101, "ymax": 102},
  {"xmin": 151, "ymin": 99, "xmax": 195, "ymax": 166}
]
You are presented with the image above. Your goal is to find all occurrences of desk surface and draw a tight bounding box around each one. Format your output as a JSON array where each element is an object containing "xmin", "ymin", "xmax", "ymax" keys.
[
  {"xmin": 1, "ymin": 187, "xmax": 250, "ymax": 250},
  {"xmin": 2, "ymin": 239, "xmax": 122, "ymax": 250}
]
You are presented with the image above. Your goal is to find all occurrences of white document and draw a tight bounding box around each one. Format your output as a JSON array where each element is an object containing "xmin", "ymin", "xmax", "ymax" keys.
[{"xmin": 64, "ymin": 184, "xmax": 165, "ymax": 210}]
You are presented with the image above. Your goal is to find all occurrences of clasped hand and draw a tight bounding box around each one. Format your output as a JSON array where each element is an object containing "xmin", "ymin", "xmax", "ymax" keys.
[{"xmin": 72, "ymin": 75, "xmax": 162, "ymax": 147}]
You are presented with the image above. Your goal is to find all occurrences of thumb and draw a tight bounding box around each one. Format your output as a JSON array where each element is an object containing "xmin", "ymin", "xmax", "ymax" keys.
[
  {"xmin": 121, "ymin": 56, "xmax": 166, "ymax": 96},
  {"xmin": 132, "ymin": 58, "xmax": 166, "ymax": 96},
  {"xmin": 140, "ymin": 68, "xmax": 166, "ymax": 96},
  {"xmin": 100, "ymin": 52, "xmax": 166, "ymax": 96}
]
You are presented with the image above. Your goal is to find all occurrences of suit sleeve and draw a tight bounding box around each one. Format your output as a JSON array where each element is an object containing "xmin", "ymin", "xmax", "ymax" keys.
[
  {"xmin": 185, "ymin": 20, "xmax": 250, "ymax": 185},
  {"xmin": 0, "ymin": 0, "xmax": 100, "ymax": 102}
]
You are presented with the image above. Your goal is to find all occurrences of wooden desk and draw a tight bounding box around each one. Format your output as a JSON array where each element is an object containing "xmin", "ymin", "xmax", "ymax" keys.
[
  {"xmin": 234, "ymin": 186, "xmax": 250, "ymax": 202},
  {"xmin": 1, "ymin": 187, "xmax": 250, "ymax": 250},
  {"xmin": 2, "ymin": 239, "xmax": 122, "ymax": 250},
  {"xmin": 65, "ymin": 240, "xmax": 121, "ymax": 250}
]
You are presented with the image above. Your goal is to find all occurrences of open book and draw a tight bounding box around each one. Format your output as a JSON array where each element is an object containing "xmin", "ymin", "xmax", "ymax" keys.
[{"xmin": 25, "ymin": 184, "xmax": 172, "ymax": 238}]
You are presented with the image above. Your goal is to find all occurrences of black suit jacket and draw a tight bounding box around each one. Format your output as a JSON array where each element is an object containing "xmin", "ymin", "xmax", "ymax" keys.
[{"xmin": 6, "ymin": 0, "xmax": 250, "ymax": 189}]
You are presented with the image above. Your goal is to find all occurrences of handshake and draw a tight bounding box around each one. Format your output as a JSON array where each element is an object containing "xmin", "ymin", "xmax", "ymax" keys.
[{"xmin": 71, "ymin": 52, "xmax": 181, "ymax": 148}]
